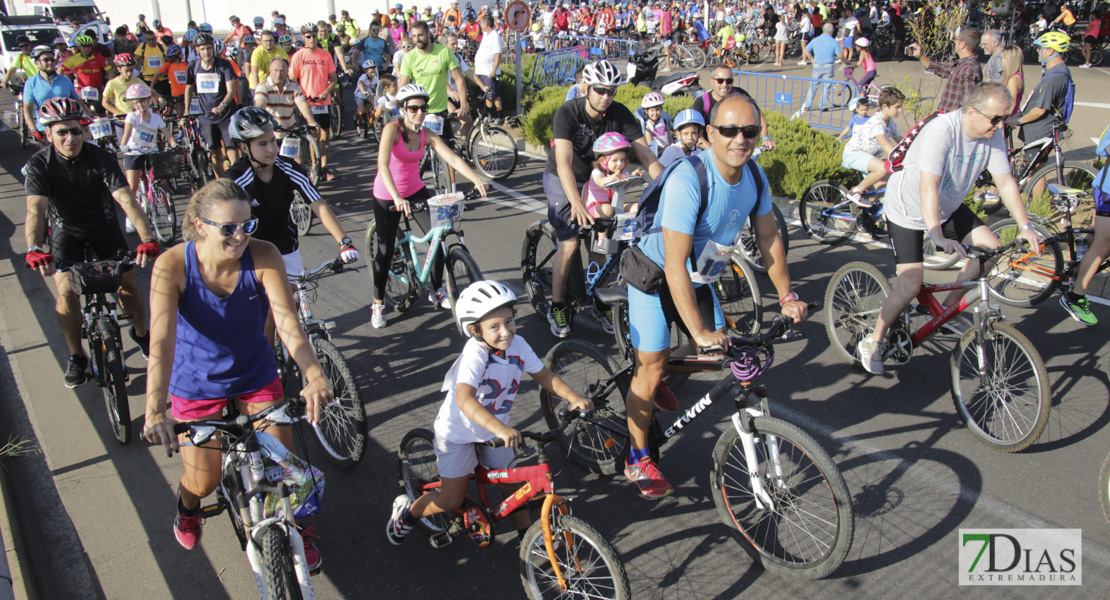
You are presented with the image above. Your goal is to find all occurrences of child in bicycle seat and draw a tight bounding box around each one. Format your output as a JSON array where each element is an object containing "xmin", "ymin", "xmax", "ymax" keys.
[
  {"xmin": 581, "ymin": 133, "xmax": 646, "ymax": 243},
  {"xmin": 374, "ymin": 74, "xmax": 399, "ymax": 124},
  {"xmin": 385, "ymin": 281, "xmax": 591, "ymax": 545},
  {"xmin": 842, "ymin": 86, "xmax": 905, "ymax": 209},
  {"xmin": 836, "ymin": 97, "xmax": 871, "ymax": 143},
  {"xmin": 120, "ymin": 82, "xmax": 175, "ymax": 232},
  {"xmin": 355, "ymin": 59, "xmax": 379, "ymax": 128},
  {"xmin": 638, "ymin": 92, "xmax": 672, "ymax": 157}
]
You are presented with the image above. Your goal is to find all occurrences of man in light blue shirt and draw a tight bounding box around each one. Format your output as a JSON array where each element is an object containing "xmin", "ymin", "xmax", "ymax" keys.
[
  {"xmin": 23, "ymin": 47, "xmax": 79, "ymax": 133},
  {"xmin": 801, "ymin": 23, "xmax": 839, "ymax": 111}
]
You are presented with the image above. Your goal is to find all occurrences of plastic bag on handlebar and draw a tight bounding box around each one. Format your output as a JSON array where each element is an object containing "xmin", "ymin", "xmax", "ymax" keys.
[{"xmin": 257, "ymin": 432, "xmax": 325, "ymax": 519}]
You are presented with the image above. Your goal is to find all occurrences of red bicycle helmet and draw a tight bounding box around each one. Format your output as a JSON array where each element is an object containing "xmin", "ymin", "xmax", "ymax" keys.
[
  {"xmin": 38, "ymin": 97, "xmax": 85, "ymax": 126},
  {"xmin": 113, "ymin": 52, "xmax": 136, "ymax": 66}
]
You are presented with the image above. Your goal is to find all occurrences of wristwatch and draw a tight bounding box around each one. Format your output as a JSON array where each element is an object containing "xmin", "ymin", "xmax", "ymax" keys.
[
  {"xmin": 339, "ymin": 236, "xmax": 352, "ymax": 246},
  {"xmin": 28, "ymin": 245, "xmax": 43, "ymax": 253},
  {"xmin": 779, "ymin": 291, "xmax": 799, "ymax": 306},
  {"xmin": 1020, "ymin": 222, "xmax": 1037, "ymax": 232}
]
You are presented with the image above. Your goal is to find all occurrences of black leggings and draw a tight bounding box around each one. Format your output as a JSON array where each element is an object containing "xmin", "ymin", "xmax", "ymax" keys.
[{"xmin": 372, "ymin": 187, "xmax": 441, "ymax": 300}]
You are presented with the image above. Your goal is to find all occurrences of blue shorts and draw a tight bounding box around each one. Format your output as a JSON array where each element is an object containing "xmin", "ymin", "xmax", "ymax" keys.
[
  {"xmin": 628, "ymin": 282, "xmax": 724, "ymax": 353},
  {"xmin": 842, "ymin": 149, "xmax": 879, "ymax": 174},
  {"xmin": 543, "ymin": 170, "xmax": 582, "ymax": 242}
]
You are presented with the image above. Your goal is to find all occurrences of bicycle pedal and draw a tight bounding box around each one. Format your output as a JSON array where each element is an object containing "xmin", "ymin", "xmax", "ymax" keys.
[
  {"xmin": 429, "ymin": 531, "xmax": 453, "ymax": 550},
  {"xmin": 199, "ymin": 503, "xmax": 225, "ymax": 518}
]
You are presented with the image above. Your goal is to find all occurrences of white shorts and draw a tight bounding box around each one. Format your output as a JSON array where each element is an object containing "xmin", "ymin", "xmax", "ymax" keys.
[
  {"xmin": 434, "ymin": 435, "xmax": 516, "ymax": 479},
  {"xmin": 281, "ymin": 250, "xmax": 303, "ymax": 282}
]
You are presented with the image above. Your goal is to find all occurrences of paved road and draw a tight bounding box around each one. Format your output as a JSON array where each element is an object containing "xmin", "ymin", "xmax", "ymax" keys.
[{"xmin": 2, "ymin": 83, "xmax": 1110, "ymax": 599}]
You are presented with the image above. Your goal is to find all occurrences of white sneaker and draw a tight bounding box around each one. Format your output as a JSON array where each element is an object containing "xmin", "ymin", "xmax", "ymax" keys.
[
  {"xmin": 371, "ymin": 302, "xmax": 387, "ymax": 328},
  {"xmin": 797, "ymin": 59, "xmax": 807, "ymax": 65},
  {"xmin": 835, "ymin": 58, "xmax": 844, "ymax": 64},
  {"xmin": 847, "ymin": 188, "xmax": 872, "ymax": 208},
  {"xmin": 1080, "ymin": 63, "xmax": 1092, "ymax": 68},
  {"xmin": 125, "ymin": 217, "xmax": 136, "ymax": 233},
  {"xmin": 430, "ymin": 287, "xmax": 452, "ymax": 310},
  {"xmin": 857, "ymin": 337, "xmax": 884, "ymax": 374}
]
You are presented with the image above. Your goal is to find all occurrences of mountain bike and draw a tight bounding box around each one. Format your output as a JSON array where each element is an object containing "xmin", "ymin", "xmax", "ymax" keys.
[
  {"xmin": 824, "ymin": 241, "xmax": 1052, "ymax": 452},
  {"xmin": 178, "ymin": 397, "xmax": 323, "ymax": 600},
  {"xmin": 398, "ymin": 428, "xmax": 631, "ymax": 599},
  {"xmin": 57, "ymin": 251, "xmax": 136, "ymax": 444},
  {"xmin": 735, "ymin": 203, "xmax": 790, "ymax": 274},
  {"xmin": 133, "ymin": 148, "xmax": 180, "ymax": 244},
  {"xmin": 274, "ymin": 258, "xmax": 367, "ymax": 469},
  {"xmin": 169, "ymin": 114, "xmax": 216, "ymax": 190},
  {"xmin": 541, "ymin": 310, "xmax": 855, "ymax": 580},
  {"xmin": 987, "ymin": 183, "xmax": 1110, "ymax": 307},
  {"xmin": 364, "ymin": 189, "xmax": 485, "ymax": 334}
]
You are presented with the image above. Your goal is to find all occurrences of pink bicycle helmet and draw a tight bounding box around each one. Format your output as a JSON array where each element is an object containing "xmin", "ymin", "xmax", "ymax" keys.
[
  {"xmin": 125, "ymin": 82, "xmax": 152, "ymax": 100},
  {"xmin": 592, "ymin": 132, "xmax": 631, "ymax": 155},
  {"xmin": 641, "ymin": 92, "xmax": 665, "ymax": 109}
]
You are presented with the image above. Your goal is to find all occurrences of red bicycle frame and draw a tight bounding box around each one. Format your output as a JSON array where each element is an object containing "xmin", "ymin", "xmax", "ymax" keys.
[{"xmin": 909, "ymin": 280, "xmax": 977, "ymax": 345}]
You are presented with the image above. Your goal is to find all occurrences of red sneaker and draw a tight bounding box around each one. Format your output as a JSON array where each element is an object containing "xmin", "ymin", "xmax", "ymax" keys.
[
  {"xmin": 623, "ymin": 456, "xmax": 674, "ymax": 498},
  {"xmin": 653, "ymin": 381, "xmax": 679, "ymax": 413},
  {"xmin": 173, "ymin": 512, "xmax": 203, "ymax": 550},
  {"xmin": 300, "ymin": 526, "xmax": 322, "ymax": 573}
]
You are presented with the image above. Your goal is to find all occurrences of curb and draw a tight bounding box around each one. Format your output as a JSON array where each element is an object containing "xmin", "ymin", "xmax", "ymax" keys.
[{"xmin": 0, "ymin": 463, "xmax": 34, "ymax": 600}]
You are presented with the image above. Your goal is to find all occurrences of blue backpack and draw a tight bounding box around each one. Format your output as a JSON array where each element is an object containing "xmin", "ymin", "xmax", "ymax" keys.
[{"xmin": 634, "ymin": 154, "xmax": 765, "ymax": 237}]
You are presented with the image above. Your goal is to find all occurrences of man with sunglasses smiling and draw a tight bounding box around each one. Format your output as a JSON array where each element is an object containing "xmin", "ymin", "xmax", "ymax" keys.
[
  {"xmin": 2, "ymin": 36, "xmax": 38, "ymax": 90},
  {"xmin": 622, "ymin": 94, "xmax": 802, "ymax": 497},
  {"xmin": 692, "ymin": 66, "xmax": 774, "ymax": 152},
  {"xmin": 23, "ymin": 97, "xmax": 160, "ymax": 388},
  {"xmin": 544, "ymin": 59, "xmax": 662, "ymax": 337},
  {"xmin": 22, "ymin": 46, "xmax": 80, "ymax": 140},
  {"xmin": 856, "ymin": 83, "xmax": 1042, "ymax": 375}
]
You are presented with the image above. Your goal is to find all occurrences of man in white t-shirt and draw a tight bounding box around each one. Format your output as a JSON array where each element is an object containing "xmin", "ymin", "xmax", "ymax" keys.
[
  {"xmin": 474, "ymin": 14, "xmax": 504, "ymax": 124},
  {"xmin": 855, "ymin": 83, "xmax": 1042, "ymax": 375}
]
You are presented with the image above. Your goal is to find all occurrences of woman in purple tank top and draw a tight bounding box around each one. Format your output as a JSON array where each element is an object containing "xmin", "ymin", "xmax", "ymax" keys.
[{"xmin": 141, "ymin": 180, "xmax": 333, "ymax": 565}]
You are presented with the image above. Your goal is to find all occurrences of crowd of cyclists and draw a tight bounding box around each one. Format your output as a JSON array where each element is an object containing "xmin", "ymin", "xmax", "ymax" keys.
[{"xmin": 7, "ymin": 0, "xmax": 1110, "ymax": 593}]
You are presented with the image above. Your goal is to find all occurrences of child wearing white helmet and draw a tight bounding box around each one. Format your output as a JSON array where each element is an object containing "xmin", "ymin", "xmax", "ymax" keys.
[
  {"xmin": 355, "ymin": 59, "xmax": 380, "ymax": 128},
  {"xmin": 637, "ymin": 91, "xmax": 672, "ymax": 157},
  {"xmin": 385, "ymin": 280, "xmax": 591, "ymax": 546},
  {"xmin": 658, "ymin": 108, "xmax": 705, "ymax": 166},
  {"xmin": 120, "ymin": 82, "xmax": 175, "ymax": 231}
]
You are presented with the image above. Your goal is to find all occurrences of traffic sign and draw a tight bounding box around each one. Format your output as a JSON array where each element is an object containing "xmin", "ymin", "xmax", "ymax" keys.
[{"xmin": 506, "ymin": 1, "xmax": 531, "ymax": 33}]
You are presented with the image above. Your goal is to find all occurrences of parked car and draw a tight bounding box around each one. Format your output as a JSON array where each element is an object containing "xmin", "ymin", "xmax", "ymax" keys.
[{"xmin": 0, "ymin": 15, "xmax": 62, "ymax": 79}]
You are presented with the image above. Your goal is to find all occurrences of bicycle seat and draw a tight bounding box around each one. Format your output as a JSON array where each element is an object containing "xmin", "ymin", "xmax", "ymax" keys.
[
  {"xmin": 1047, "ymin": 183, "xmax": 1087, "ymax": 197},
  {"xmin": 595, "ymin": 285, "xmax": 628, "ymax": 305}
]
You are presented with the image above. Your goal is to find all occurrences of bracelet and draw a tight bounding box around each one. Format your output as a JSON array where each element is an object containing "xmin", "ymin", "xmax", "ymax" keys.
[
  {"xmin": 1021, "ymin": 222, "xmax": 1037, "ymax": 232},
  {"xmin": 28, "ymin": 245, "xmax": 43, "ymax": 253},
  {"xmin": 141, "ymin": 238, "xmax": 155, "ymax": 244},
  {"xmin": 779, "ymin": 291, "xmax": 799, "ymax": 306},
  {"xmin": 762, "ymin": 136, "xmax": 772, "ymax": 141}
]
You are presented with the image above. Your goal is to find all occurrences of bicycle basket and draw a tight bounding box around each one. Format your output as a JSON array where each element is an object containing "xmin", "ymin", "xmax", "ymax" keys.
[
  {"xmin": 150, "ymin": 149, "xmax": 182, "ymax": 180},
  {"xmin": 69, "ymin": 261, "xmax": 123, "ymax": 295},
  {"xmin": 428, "ymin": 192, "xmax": 465, "ymax": 229},
  {"xmin": 257, "ymin": 432, "xmax": 326, "ymax": 520}
]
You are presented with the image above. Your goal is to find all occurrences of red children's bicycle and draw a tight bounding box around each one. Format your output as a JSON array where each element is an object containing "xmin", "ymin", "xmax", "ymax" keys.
[{"xmin": 397, "ymin": 428, "xmax": 631, "ymax": 600}]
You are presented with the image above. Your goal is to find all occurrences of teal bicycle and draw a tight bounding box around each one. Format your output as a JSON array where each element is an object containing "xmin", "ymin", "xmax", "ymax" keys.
[{"xmin": 365, "ymin": 189, "xmax": 485, "ymax": 334}]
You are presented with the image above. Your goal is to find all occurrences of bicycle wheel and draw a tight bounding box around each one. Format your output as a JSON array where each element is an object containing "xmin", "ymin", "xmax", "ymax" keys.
[
  {"xmin": 541, "ymin": 340, "xmax": 631, "ymax": 476},
  {"xmin": 611, "ymin": 300, "xmax": 691, "ymax": 388},
  {"xmin": 290, "ymin": 191, "xmax": 314, "ymax": 236},
  {"xmin": 1022, "ymin": 162, "xmax": 1099, "ymax": 224},
  {"xmin": 1091, "ymin": 48, "xmax": 1104, "ymax": 67},
  {"xmin": 1100, "ymin": 452, "xmax": 1110, "ymax": 525},
  {"xmin": 519, "ymin": 514, "xmax": 631, "ymax": 600},
  {"xmin": 329, "ymin": 103, "xmax": 342, "ymax": 138},
  {"xmin": 397, "ymin": 428, "xmax": 452, "ymax": 534},
  {"xmin": 711, "ymin": 418, "xmax": 854, "ymax": 580},
  {"xmin": 218, "ymin": 465, "xmax": 248, "ymax": 549},
  {"xmin": 521, "ymin": 220, "xmax": 560, "ymax": 318},
  {"xmin": 446, "ymin": 246, "xmax": 484, "ymax": 334},
  {"xmin": 261, "ymin": 525, "xmax": 304, "ymax": 600},
  {"xmin": 799, "ymin": 180, "xmax": 855, "ymax": 245},
  {"xmin": 949, "ymin": 322, "xmax": 1051, "ymax": 452},
  {"xmin": 676, "ymin": 43, "xmax": 705, "ymax": 70},
  {"xmin": 922, "ymin": 235, "xmax": 962, "ymax": 271},
  {"xmin": 365, "ymin": 219, "xmax": 419, "ymax": 313},
  {"xmin": 986, "ymin": 218, "xmax": 1064, "ymax": 307},
  {"xmin": 738, "ymin": 204, "xmax": 790, "ymax": 273},
  {"xmin": 470, "ymin": 125, "xmax": 519, "ymax": 180},
  {"xmin": 98, "ymin": 318, "xmax": 131, "ymax": 444},
  {"xmin": 371, "ymin": 115, "xmax": 384, "ymax": 143},
  {"xmin": 824, "ymin": 262, "xmax": 891, "ymax": 367},
  {"xmin": 307, "ymin": 338, "xmax": 367, "ymax": 469},
  {"xmin": 151, "ymin": 182, "xmax": 177, "ymax": 244},
  {"xmin": 714, "ymin": 257, "xmax": 763, "ymax": 336},
  {"xmin": 299, "ymin": 134, "xmax": 322, "ymax": 186}
]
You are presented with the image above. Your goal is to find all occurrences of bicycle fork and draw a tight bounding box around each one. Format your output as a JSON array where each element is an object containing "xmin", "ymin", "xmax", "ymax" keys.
[
  {"xmin": 240, "ymin": 452, "xmax": 315, "ymax": 599},
  {"xmin": 729, "ymin": 384, "xmax": 781, "ymax": 511}
]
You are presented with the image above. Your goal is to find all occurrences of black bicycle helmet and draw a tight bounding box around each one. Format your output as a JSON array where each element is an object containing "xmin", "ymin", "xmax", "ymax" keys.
[
  {"xmin": 192, "ymin": 32, "xmax": 217, "ymax": 47},
  {"xmin": 229, "ymin": 107, "xmax": 277, "ymax": 143}
]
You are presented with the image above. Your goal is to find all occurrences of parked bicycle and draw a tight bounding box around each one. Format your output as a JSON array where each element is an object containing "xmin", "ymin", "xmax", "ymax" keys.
[
  {"xmin": 824, "ymin": 241, "xmax": 1052, "ymax": 452},
  {"xmin": 540, "ymin": 310, "xmax": 855, "ymax": 580},
  {"xmin": 419, "ymin": 111, "xmax": 519, "ymax": 197},
  {"xmin": 177, "ymin": 397, "xmax": 323, "ymax": 599},
  {"xmin": 274, "ymin": 257, "xmax": 368, "ymax": 469},
  {"xmin": 397, "ymin": 428, "xmax": 631, "ymax": 600}
]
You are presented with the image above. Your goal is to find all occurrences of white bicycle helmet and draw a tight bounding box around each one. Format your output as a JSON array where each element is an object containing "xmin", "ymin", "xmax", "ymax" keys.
[
  {"xmin": 582, "ymin": 59, "xmax": 624, "ymax": 87},
  {"xmin": 396, "ymin": 83, "xmax": 431, "ymax": 105},
  {"xmin": 455, "ymin": 280, "xmax": 517, "ymax": 333},
  {"xmin": 641, "ymin": 92, "xmax": 665, "ymax": 109}
]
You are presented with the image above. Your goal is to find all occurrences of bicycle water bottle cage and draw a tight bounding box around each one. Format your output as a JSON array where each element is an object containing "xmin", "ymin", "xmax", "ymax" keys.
[{"xmin": 730, "ymin": 345, "xmax": 774, "ymax": 381}]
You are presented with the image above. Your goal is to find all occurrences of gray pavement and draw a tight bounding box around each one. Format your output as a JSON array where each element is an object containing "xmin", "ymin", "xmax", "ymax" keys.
[{"xmin": 1, "ymin": 69, "xmax": 1110, "ymax": 599}]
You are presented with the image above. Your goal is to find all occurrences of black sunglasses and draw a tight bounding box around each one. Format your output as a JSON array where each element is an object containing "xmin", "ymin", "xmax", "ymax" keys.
[
  {"xmin": 714, "ymin": 77, "xmax": 734, "ymax": 84},
  {"xmin": 19, "ymin": 44, "xmax": 30, "ymax": 48},
  {"xmin": 976, "ymin": 108, "xmax": 1005, "ymax": 127},
  {"xmin": 712, "ymin": 124, "xmax": 762, "ymax": 140},
  {"xmin": 303, "ymin": 33, "xmax": 316, "ymax": 38},
  {"xmin": 405, "ymin": 103, "xmax": 429, "ymax": 113},
  {"xmin": 591, "ymin": 86, "xmax": 617, "ymax": 97},
  {"xmin": 198, "ymin": 216, "xmax": 260, "ymax": 236},
  {"xmin": 53, "ymin": 126, "xmax": 84, "ymax": 138}
]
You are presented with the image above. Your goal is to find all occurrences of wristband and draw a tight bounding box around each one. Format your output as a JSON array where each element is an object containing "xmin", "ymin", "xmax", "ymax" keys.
[
  {"xmin": 762, "ymin": 136, "xmax": 772, "ymax": 141},
  {"xmin": 1021, "ymin": 222, "xmax": 1037, "ymax": 232},
  {"xmin": 28, "ymin": 245, "xmax": 43, "ymax": 253},
  {"xmin": 779, "ymin": 292, "xmax": 799, "ymax": 306},
  {"xmin": 141, "ymin": 238, "xmax": 155, "ymax": 244}
]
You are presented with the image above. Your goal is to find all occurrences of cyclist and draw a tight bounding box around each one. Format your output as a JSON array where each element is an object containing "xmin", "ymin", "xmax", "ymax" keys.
[
  {"xmin": 637, "ymin": 92, "xmax": 672, "ymax": 157},
  {"xmin": 152, "ymin": 44, "xmax": 188, "ymax": 116},
  {"xmin": 1, "ymin": 36, "xmax": 37, "ymax": 90},
  {"xmin": 857, "ymin": 83, "xmax": 1042, "ymax": 375},
  {"xmin": 621, "ymin": 94, "xmax": 802, "ymax": 497},
  {"xmin": 184, "ymin": 33, "xmax": 241, "ymax": 178},
  {"xmin": 443, "ymin": 31, "xmax": 479, "ymax": 141},
  {"xmin": 355, "ymin": 59, "xmax": 380, "ymax": 130},
  {"xmin": 249, "ymin": 31, "xmax": 289, "ymax": 90},
  {"xmin": 254, "ymin": 57, "xmax": 321, "ymax": 138},
  {"xmin": 544, "ymin": 60, "xmax": 661, "ymax": 337},
  {"xmin": 102, "ymin": 53, "xmax": 138, "ymax": 120},
  {"xmin": 23, "ymin": 97, "xmax": 160, "ymax": 388},
  {"xmin": 141, "ymin": 179, "xmax": 333, "ymax": 571},
  {"xmin": 354, "ymin": 22, "xmax": 390, "ymax": 73},
  {"xmin": 474, "ymin": 14, "xmax": 504, "ymax": 124},
  {"xmin": 397, "ymin": 20, "xmax": 468, "ymax": 146},
  {"xmin": 23, "ymin": 46, "xmax": 79, "ymax": 140},
  {"xmin": 1010, "ymin": 32, "xmax": 1073, "ymax": 199},
  {"xmin": 133, "ymin": 31, "xmax": 167, "ymax": 86},
  {"xmin": 369, "ymin": 84, "xmax": 487, "ymax": 329},
  {"xmin": 658, "ymin": 108, "xmax": 705, "ymax": 167},
  {"xmin": 120, "ymin": 83, "xmax": 175, "ymax": 204},
  {"xmin": 385, "ymin": 280, "xmax": 592, "ymax": 544},
  {"xmin": 225, "ymin": 15, "xmax": 253, "ymax": 47},
  {"xmin": 289, "ymin": 24, "xmax": 339, "ymax": 181},
  {"xmin": 226, "ymin": 107, "xmax": 357, "ymax": 294},
  {"xmin": 842, "ymin": 86, "xmax": 905, "ymax": 210}
]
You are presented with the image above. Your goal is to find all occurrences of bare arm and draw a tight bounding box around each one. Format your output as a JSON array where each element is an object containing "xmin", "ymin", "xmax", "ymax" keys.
[
  {"xmin": 553, "ymin": 138, "xmax": 592, "ymax": 225},
  {"xmin": 752, "ymin": 211, "xmax": 807, "ymax": 322},
  {"xmin": 308, "ymin": 199, "xmax": 350, "ymax": 244},
  {"xmin": 529, "ymin": 367, "xmax": 592, "ymax": 411},
  {"xmin": 454, "ymin": 382, "xmax": 520, "ymax": 447},
  {"xmin": 112, "ymin": 187, "xmax": 156, "ymax": 258},
  {"xmin": 142, "ymin": 249, "xmax": 183, "ymax": 455},
  {"xmin": 292, "ymin": 96, "xmax": 319, "ymax": 126}
]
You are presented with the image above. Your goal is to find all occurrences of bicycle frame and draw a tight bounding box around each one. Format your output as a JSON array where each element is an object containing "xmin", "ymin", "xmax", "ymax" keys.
[{"xmin": 396, "ymin": 221, "xmax": 459, "ymax": 291}]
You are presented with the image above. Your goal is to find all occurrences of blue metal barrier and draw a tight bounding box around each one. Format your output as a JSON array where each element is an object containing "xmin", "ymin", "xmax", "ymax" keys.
[
  {"xmin": 550, "ymin": 34, "xmax": 644, "ymax": 67},
  {"xmin": 527, "ymin": 46, "xmax": 588, "ymax": 91},
  {"xmin": 733, "ymin": 70, "xmax": 858, "ymax": 132}
]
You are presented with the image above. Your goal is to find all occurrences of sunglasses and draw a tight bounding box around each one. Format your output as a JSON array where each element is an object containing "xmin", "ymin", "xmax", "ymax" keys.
[
  {"xmin": 591, "ymin": 86, "xmax": 618, "ymax": 97},
  {"xmin": 975, "ymin": 107, "xmax": 1005, "ymax": 127},
  {"xmin": 198, "ymin": 216, "xmax": 260, "ymax": 236},
  {"xmin": 405, "ymin": 104, "xmax": 429, "ymax": 113},
  {"xmin": 712, "ymin": 124, "xmax": 762, "ymax": 140},
  {"xmin": 303, "ymin": 33, "xmax": 316, "ymax": 38},
  {"xmin": 714, "ymin": 77, "xmax": 734, "ymax": 84},
  {"xmin": 53, "ymin": 126, "xmax": 84, "ymax": 138}
]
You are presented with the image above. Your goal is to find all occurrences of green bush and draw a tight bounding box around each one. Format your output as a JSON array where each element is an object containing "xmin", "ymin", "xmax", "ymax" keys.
[
  {"xmin": 759, "ymin": 112, "xmax": 853, "ymax": 199},
  {"xmin": 520, "ymin": 93, "xmax": 563, "ymax": 148},
  {"xmin": 519, "ymin": 85, "xmax": 697, "ymax": 148}
]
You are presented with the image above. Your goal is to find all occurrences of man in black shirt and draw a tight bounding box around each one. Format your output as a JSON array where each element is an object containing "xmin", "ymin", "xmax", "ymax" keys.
[
  {"xmin": 23, "ymin": 97, "xmax": 160, "ymax": 388},
  {"xmin": 543, "ymin": 60, "xmax": 662, "ymax": 337},
  {"xmin": 185, "ymin": 33, "xmax": 241, "ymax": 177}
]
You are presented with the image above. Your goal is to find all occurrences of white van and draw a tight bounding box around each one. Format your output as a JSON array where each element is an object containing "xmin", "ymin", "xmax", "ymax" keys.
[
  {"xmin": 23, "ymin": 0, "xmax": 112, "ymax": 46},
  {"xmin": 0, "ymin": 14, "xmax": 62, "ymax": 77}
]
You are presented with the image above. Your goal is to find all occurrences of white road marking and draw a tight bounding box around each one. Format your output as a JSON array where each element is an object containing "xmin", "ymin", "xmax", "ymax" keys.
[
  {"xmin": 1075, "ymin": 102, "xmax": 1110, "ymax": 109},
  {"xmin": 487, "ymin": 180, "xmax": 546, "ymax": 214}
]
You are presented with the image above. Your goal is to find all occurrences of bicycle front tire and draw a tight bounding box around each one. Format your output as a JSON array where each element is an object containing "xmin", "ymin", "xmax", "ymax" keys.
[
  {"xmin": 519, "ymin": 514, "xmax": 631, "ymax": 600},
  {"xmin": 738, "ymin": 204, "xmax": 789, "ymax": 273},
  {"xmin": 290, "ymin": 190, "xmax": 314, "ymax": 236},
  {"xmin": 1022, "ymin": 162, "xmax": 1099, "ymax": 223},
  {"xmin": 261, "ymin": 525, "xmax": 305, "ymax": 600},
  {"xmin": 711, "ymin": 417, "xmax": 854, "ymax": 580},
  {"xmin": 365, "ymin": 219, "xmax": 419, "ymax": 313},
  {"xmin": 950, "ymin": 322, "xmax": 1052, "ymax": 452},
  {"xmin": 987, "ymin": 218, "xmax": 1063, "ymax": 307},
  {"xmin": 151, "ymin": 182, "xmax": 177, "ymax": 243},
  {"xmin": 98, "ymin": 318, "xmax": 131, "ymax": 444},
  {"xmin": 824, "ymin": 262, "xmax": 891, "ymax": 368},
  {"xmin": 798, "ymin": 180, "xmax": 855, "ymax": 245},
  {"xmin": 471, "ymin": 125, "xmax": 519, "ymax": 180},
  {"xmin": 397, "ymin": 428, "xmax": 452, "ymax": 534},
  {"xmin": 446, "ymin": 246, "xmax": 484, "ymax": 334},
  {"xmin": 308, "ymin": 338, "xmax": 367, "ymax": 468}
]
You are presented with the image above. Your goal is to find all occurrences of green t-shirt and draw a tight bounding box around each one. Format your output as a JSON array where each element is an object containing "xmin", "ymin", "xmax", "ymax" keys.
[
  {"xmin": 400, "ymin": 44, "xmax": 459, "ymax": 114},
  {"xmin": 9, "ymin": 53, "xmax": 39, "ymax": 78}
]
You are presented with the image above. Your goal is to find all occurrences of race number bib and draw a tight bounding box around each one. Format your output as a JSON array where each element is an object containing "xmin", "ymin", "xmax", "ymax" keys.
[
  {"xmin": 79, "ymin": 86, "xmax": 100, "ymax": 101},
  {"xmin": 173, "ymin": 69, "xmax": 188, "ymax": 85},
  {"xmin": 146, "ymin": 56, "xmax": 163, "ymax": 69},
  {"xmin": 310, "ymin": 103, "xmax": 329, "ymax": 115},
  {"xmin": 196, "ymin": 72, "xmax": 220, "ymax": 94},
  {"xmin": 690, "ymin": 240, "xmax": 734, "ymax": 284},
  {"xmin": 89, "ymin": 118, "xmax": 113, "ymax": 139},
  {"xmin": 422, "ymin": 114, "xmax": 444, "ymax": 135},
  {"xmin": 188, "ymin": 98, "xmax": 202, "ymax": 114},
  {"xmin": 612, "ymin": 213, "xmax": 641, "ymax": 241},
  {"xmin": 280, "ymin": 136, "xmax": 301, "ymax": 159},
  {"xmin": 136, "ymin": 123, "xmax": 157, "ymax": 145}
]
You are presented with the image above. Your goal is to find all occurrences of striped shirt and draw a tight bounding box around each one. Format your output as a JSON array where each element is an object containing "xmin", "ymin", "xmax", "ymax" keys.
[
  {"xmin": 227, "ymin": 155, "xmax": 321, "ymax": 254},
  {"xmin": 254, "ymin": 77, "xmax": 306, "ymax": 129}
]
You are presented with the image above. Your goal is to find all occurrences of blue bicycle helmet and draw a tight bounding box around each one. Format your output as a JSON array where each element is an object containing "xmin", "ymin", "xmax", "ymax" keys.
[
  {"xmin": 165, "ymin": 44, "xmax": 182, "ymax": 58},
  {"xmin": 673, "ymin": 108, "xmax": 705, "ymax": 130}
]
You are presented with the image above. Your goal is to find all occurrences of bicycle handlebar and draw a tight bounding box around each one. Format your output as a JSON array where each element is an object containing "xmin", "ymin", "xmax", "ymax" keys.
[
  {"xmin": 696, "ymin": 301, "xmax": 822, "ymax": 356},
  {"xmin": 483, "ymin": 430, "xmax": 560, "ymax": 448},
  {"xmin": 289, "ymin": 256, "xmax": 358, "ymax": 281},
  {"xmin": 173, "ymin": 397, "xmax": 307, "ymax": 444},
  {"xmin": 55, "ymin": 252, "xmax": 136, "ymax": 272},
  {"xmin": 387, "ymin": 187, "xmax": 486, "ymax": 212}
]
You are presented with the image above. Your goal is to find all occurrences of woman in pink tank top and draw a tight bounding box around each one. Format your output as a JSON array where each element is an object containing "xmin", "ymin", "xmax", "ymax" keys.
[{"xmin": 370, "ymin": 83, "xmax": 487, "ymax": 329}]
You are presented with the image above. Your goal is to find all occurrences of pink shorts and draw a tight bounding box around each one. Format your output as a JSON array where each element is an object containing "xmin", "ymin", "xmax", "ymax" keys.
[{"xmin": 170, "ymin": 377, "xmax": 285, "ymax": 421}]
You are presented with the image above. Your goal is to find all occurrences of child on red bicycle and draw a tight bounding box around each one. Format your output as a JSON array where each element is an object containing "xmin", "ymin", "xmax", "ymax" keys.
[
  {"xmin": 120, "ymin": 82, "xmax": 175, "ymax": 232},
  {"xmin": 386, "ymin": 281, "xmax": 592, "ymax": 545}
]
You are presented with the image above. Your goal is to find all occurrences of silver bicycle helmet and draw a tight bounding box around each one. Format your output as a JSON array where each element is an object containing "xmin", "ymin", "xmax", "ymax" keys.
[
  {"xmin": 396, "ymin": 83, "xmax": 431, "ymax": 105},
  {"xmin": 582, "ymin": 59, "xmax": 624, "ymax": 87},
  {"xmin": 673, "ymin": 108, "xmax": 705, "ymax": 130},
  {"xmin": 455, "ymin": 280, "xmax": 517, "ymax": 333},
  {"xmin": 229, "ymin": 106, "xmax": 277, "ymax": 143}
]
